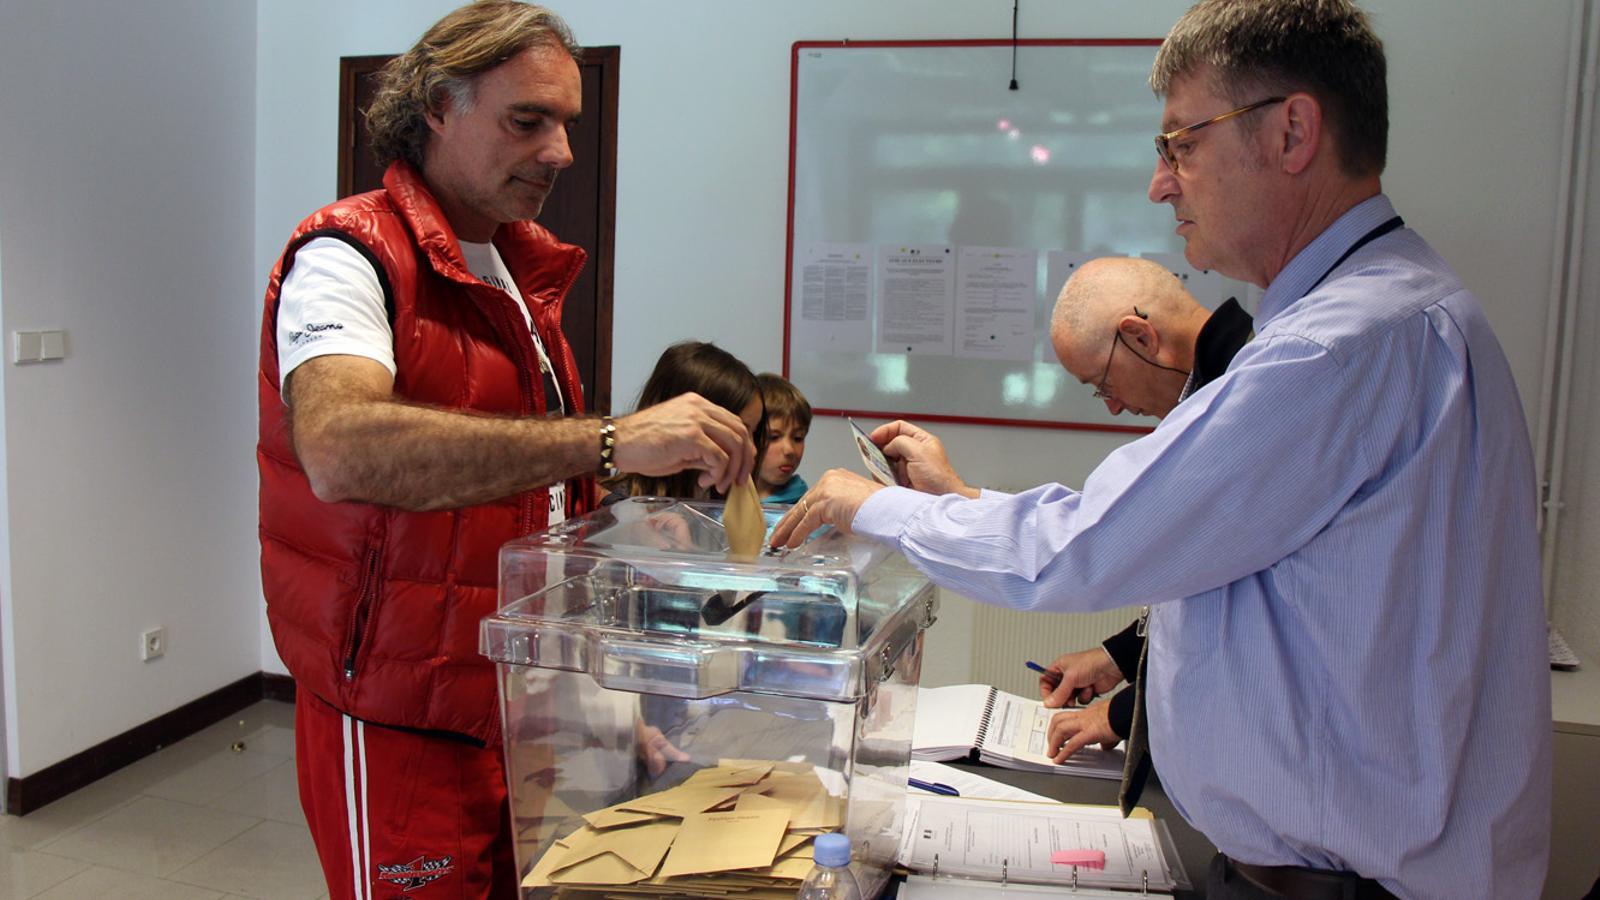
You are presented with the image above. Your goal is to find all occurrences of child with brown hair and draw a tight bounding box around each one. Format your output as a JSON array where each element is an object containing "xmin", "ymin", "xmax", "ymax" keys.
[{"xmin": 754, "ymin": 372, "xmax": 811, "ymax": 504}]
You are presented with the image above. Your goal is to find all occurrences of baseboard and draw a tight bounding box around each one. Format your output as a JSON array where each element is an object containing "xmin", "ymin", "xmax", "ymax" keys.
[
  {"xmin": 261, "ymin": 672, "xmax": 297, "ymax": 703},
  {"xmin": 6, "ymin": 670, "xmax": 297, "ymax": 815}
]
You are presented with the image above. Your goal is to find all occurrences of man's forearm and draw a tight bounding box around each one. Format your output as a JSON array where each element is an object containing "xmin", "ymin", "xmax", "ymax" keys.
[{"xmin": 296, "ymin": 398, "xmax": 598, "ymax": 511}]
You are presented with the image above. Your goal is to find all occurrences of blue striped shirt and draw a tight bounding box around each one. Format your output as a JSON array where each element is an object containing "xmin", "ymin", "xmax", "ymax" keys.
[{"xmin": 855, "ymin": 195, "xmax": 1551, "ymax": 899}]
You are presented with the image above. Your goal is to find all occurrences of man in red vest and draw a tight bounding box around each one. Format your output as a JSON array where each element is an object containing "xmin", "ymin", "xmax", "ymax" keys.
[{"xmin": 256, "ymin": 3, "xmax": 754, "ymax": 897}]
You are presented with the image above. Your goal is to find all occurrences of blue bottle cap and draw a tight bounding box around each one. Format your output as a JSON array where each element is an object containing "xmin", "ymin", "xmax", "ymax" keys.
[{"xmin": 813, "ymin": 832, "xmax": 851, "ymax": 867}]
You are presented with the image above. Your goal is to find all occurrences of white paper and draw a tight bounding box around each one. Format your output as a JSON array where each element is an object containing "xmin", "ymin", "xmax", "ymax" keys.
[
  {"xmin": 877, "ymin": 244, "xmax": 955, "ymax": 355},
  {"xmin": 1140, "ymin": 251, "xmax": 1226, "ymax": 311},
  {"xmin": 899, "ymin": 795, "xmax": 1178, "ymax": 891},
  {"xmin": 1043, "ymin": 251, "xmax": 1100, "ymax": 312},
  {"xmin": 911, "ymin": 684, "xmax": 993, "ymax": 759},
  {"xmin": 901, "ymin": 874, "xmax": 1129, "ymax": 898},
  {"xmin": 979, "ymin": 691, "xmax": 1125, "ymax": 780},
  {"xmin": 792, "ymin": 242, "xmax": 872, "ymax": 353},
  {"xmin": 908, "ymin": 761, "xmax": 1054, "ymax": 804},
  {"xmin": 955, "ymin": 246, "xmax": 1038, "ymax": 361}
]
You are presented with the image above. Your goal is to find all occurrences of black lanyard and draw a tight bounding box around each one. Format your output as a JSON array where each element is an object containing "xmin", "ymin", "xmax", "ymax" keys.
[{"xmin": 1305, "ymin": 215, "xmax": 1404, "ymax": 294}]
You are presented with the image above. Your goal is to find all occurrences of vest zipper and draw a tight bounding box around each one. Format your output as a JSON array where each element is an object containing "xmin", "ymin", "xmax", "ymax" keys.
[{"xmin": 343, "ymin": 546, "xmax": 383, "ymax": 680}]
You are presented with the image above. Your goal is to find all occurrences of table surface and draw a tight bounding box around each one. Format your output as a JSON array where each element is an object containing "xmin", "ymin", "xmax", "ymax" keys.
[
  {"xmin": 925, "ymin": 761, "xmax": 1216, "ymax": 898},
  {"xmin": 1551, "ymin": 652, "xmax": 1600, "ymax": 735}
]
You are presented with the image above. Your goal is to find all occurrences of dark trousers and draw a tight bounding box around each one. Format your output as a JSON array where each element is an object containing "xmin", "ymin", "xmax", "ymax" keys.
[{"xmin": 1206, "ymin": 854, "xmax": 1398, "ymax": 900}]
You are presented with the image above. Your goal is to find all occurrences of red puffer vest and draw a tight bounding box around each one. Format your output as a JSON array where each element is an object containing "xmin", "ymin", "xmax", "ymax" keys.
[{"xmin": 257, "ymin": 161, "xmax": 595, "ymax": 744}]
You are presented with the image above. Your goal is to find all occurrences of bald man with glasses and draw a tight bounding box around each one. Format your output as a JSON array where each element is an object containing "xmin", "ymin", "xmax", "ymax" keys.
[{"xmin": 1034, "ymin": 255, "xmax": 1253, "ymax": 762}]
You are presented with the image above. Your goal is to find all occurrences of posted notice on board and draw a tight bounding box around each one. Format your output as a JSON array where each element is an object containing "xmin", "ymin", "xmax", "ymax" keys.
[
  {"xmin": 792, "ymin": 242, "xmax": 872, "ymax": 354},
  {"xmin": 876, "ymin": 244, "xmax": 955, "ymax": 356},
  {"xmin": 955, "ymin": 246, "xmax": 1037, "ymax": 362}
]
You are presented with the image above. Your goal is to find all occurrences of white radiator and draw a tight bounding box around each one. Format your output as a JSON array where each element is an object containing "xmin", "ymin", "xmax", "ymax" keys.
[{"xmin": 921, "ymin": 590, "xmax": 1140, "ymax": 697}]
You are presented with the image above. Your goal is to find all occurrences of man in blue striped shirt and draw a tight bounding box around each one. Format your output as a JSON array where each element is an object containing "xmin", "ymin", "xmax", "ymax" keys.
[{"xmin": 771, "ymin": 2, "xmax": 1551, "ymax": 897}]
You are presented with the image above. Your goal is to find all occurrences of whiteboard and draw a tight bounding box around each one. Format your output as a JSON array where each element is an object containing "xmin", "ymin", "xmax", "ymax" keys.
[{"xmin": 784, "ymin": 40, "xmax": 1252, "ymax": 432}]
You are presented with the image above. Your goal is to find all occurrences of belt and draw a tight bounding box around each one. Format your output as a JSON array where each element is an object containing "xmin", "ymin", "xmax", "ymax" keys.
[{"xmin": 1227, "ymin": 857, "xmax": 1397, "ymax": 900}]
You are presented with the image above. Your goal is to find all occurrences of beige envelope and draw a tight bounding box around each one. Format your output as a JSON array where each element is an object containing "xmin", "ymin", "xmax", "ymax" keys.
[
  {"xmin": 755, "ymin": 779, "xmax": 841, "ymax": 830},
  {"xmin": 583, "ymin": 806, "xmax": 662, "ymax": 829},
  {"xmin": 733, "ymin": 792, "xmax": 789, "ymax": 814},
  {"xmin": 723, "ymin": 476, "xmax": 765, "ymax": 561},
  {"xmin": 618, "ymin": 785, "xmax": 744, "ymax": 818},
  {"xmin": 548, "ymin": 849, "xmax": 648, "ymax": 886},
  {"xmin": 683, "ymin": 761, "xmax": 775, "ymax": 788},
  {"xmin": 656, "ymin": 807, "xmax": 791, "ymax": 878},
  {"xmin": 558, "ymin": 819, "xmax": 679, "ymax": 876}
]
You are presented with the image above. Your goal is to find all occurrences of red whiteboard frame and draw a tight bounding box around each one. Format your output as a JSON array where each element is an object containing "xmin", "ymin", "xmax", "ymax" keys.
[{"xmin": 783, "ymin": 38, "xmax": 1162, "ymax": 436}]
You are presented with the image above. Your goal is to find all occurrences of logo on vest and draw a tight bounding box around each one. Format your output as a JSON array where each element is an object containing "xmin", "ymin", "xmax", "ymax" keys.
[{"xmin": 375, "ymin": 854, "xmax": 455, "ymax": 891}]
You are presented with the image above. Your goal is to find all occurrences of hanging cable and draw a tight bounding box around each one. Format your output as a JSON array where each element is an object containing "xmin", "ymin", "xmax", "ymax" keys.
[{"xmin": 1009, "ymin": 0, "xmax": 1020, "ymax": 90}]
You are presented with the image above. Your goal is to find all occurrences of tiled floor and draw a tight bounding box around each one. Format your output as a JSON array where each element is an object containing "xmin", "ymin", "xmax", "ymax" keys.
[{"xmin": 0, "ymin": 700, "xmax": 329, "ymax": 899}]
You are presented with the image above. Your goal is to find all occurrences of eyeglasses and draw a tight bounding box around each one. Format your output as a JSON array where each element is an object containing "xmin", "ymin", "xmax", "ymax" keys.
[
  {"xmin": 1154, "ymin": 96, "xmax": 1285, "ymax": 173},
  {"xmin": 1091, "ymin": 308, "xmax": 1149, "ymax": 401}
]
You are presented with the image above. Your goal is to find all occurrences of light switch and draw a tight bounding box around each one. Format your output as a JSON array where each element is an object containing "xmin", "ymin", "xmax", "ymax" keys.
[
  {"xmin": 12, "ymin": 330, "xmax": 66, "ymax": 364},
  {"xmin": 12, "ymin": 331, "xmax": 41, "ymax": 364},
  {"xmin": 38, "ymin": 330, "xmax": 65, "ymax": 360}
]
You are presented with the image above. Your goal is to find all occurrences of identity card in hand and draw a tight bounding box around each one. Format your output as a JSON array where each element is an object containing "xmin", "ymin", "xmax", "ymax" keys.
[{"xmin": 849, "ymin": 418, "xmax": 896, "ymax": 486}]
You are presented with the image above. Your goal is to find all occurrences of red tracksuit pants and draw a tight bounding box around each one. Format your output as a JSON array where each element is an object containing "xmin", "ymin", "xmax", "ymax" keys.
[{"xmin": 295, "ymin": 689, "xmax": 519, "ymax": 900}]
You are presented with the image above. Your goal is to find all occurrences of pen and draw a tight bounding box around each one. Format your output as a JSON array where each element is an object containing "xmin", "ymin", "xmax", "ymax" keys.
[
  {"xmin": 1026, "ymin": 660, "xmax": 1062, "ymax": 685},
  {"xmin": 908, "ymin": 777, "xmax": 960, "ymax": 797}
]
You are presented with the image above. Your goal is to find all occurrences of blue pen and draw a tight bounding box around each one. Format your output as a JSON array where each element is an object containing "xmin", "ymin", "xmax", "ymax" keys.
[
  {"xmin": 908, "ymin": 777, "xmax": 960, "ymax": 797},
  {"xmin": 1026, "ymin": 660, "xmax": 1062, "ymax": 685}
]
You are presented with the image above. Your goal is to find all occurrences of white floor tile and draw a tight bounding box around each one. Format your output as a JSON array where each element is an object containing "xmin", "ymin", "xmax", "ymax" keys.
[
  {"xmin": 169, "ymin": 819, "xmax": 326, "ymax": 899},
  {"xmin": 0, "ymin": 776, "xmax": 140, "ymax": 850},
  {"xmin": 36, "ymin": 795, "xmax": 259, "ymax": 877},
  {"xmin": 209, "ymin": 760, "xmax": 306, "ymax": 826},
  {"xmin": 90, "ymin": 739, "xmax": 221, "ymax": 797},
  {"xmin": 0, "ymin": 844, "xmax": 88, "ymax": 897},
  {"xmin": 186, "ymin": 702, "xmax": 296, "ymax": 754},
  {"xmin": 144, "ymin": 742, "xmax": 289, "ymax": 806},
  {"xmin": 31, "ymin": 864, "xmax": 227, "ymax": 900}
]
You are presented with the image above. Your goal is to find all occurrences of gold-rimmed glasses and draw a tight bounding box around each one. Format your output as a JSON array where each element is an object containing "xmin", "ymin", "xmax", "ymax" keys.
[{"xmin": 1154, "ymin": 96, "xmax": 1285, "ymax": 173}]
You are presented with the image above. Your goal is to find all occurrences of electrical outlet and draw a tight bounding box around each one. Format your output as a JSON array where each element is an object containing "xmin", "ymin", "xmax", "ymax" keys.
[{"xmin": 141, "ymin": 626, "xmax": 165, "ymax": 661}]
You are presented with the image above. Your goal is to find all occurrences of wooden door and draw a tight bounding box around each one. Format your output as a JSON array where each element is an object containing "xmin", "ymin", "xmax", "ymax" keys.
[{"xmin": 337, "ymin": 48, "xmax": 618, "ymax": 413}]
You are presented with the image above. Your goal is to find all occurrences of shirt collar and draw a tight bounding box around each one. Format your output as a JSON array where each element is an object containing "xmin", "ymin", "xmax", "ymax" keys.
[{"xmin": 1257, "ymin": 193, "xmax": 1397, "ymax": 325}]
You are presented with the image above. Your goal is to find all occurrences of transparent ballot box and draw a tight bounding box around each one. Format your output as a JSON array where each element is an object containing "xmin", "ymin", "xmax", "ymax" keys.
[{"xmin": 481, "ymin": 497, "xmax": 937, "ymax": 899}]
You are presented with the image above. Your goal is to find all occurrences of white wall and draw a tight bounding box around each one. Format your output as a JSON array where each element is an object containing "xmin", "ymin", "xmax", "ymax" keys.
[
  {"xmin": 1551, "ymin": 53, "xmax": 1600, "ymax": 662},
  {"xmin": 0, "ymin": 1, "xmax": 260, "ymax": 776}
]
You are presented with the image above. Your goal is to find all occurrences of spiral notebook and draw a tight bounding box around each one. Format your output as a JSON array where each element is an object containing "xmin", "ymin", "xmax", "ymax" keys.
[{"xmin": 913, "ymin": 684, "xmax": 1125, "ymax": 780}]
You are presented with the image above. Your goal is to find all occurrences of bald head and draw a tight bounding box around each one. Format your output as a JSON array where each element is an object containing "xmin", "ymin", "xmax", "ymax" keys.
[{"xmin": 1051, "ymin": 257, "xmax": 1212, "ymax": 418}]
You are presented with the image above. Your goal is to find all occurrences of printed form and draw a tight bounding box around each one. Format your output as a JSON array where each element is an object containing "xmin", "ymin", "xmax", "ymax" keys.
[{"xmin": 899, "ymin": 796, "xmax": 1180, "ymax": 892}]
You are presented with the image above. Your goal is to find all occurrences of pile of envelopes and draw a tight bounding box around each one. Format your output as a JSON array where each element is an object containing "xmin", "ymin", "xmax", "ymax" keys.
[
  {"xmin": 522, "ymin": 758, "xmax": 844, "ymax": 897},
  {"xmin": 524, "ymin": 755, "xmax": 851, "ymax": 890}
]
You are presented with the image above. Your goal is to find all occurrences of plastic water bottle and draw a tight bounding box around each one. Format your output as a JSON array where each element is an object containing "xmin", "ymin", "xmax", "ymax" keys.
[{"xmin": 797, "ymin": 832, "xmax": 862, "ymax": 900}]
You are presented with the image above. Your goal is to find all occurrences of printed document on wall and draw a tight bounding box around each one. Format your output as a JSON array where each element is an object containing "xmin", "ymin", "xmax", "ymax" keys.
[
  {"xmin": 1044, "ymin": 251, "xmax": 1099, "ymax": 309},
  {"xmin": 793, "ymin": 242, "xmax": 872, "ymax": 353},
  {"xmin": 877, "ymin": 244, "xmax": 955, "ymax": 356},
  {"xmin": 1141, "ymin": 252, "xmax": 1226, "ymax": 311},
  {"xmin": 955, "ymin": 247, "xmax": 1037, "ymax": 361}
]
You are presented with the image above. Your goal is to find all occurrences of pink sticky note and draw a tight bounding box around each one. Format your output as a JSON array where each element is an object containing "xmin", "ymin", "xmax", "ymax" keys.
[{"xmin": 1050, "ymin": 849, "xmax": 1106, "ymax": 869}]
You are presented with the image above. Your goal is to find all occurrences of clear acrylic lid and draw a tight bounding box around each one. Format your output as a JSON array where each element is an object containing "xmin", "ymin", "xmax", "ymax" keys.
[{"xmin": 481, "ymin": 497, "xmax": 937, "ymax": 701}]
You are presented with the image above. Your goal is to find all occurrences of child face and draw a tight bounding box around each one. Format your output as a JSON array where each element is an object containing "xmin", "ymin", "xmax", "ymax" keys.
[{"xmin": 757, "ymin": 416, "xmax": 807, "ymax": 492}]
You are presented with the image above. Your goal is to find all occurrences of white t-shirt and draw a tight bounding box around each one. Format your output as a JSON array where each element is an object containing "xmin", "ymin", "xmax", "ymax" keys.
[{"xmin": 277, "ymin": 236, "xmax": 570, "ymax": 524}]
